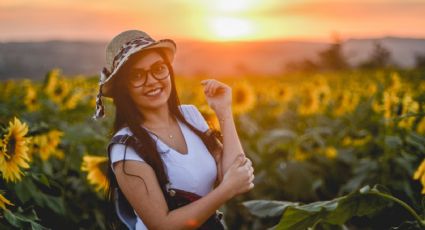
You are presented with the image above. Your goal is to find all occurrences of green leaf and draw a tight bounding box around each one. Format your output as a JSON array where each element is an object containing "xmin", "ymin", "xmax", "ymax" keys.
[
  {"xmin": 242, "ymin": 200, "xmax": 298, "ymax": 218},
  {"xmin": 4, "ymin": 209, "xmax": 25, "ymax": 228},
  {"xmin": 385, "ymin": 135, "xmax": 403, "ymax": 151},
  {"xmin": 406, "ymin": 134, "xmax": 425, "ymax": 152},
  {"xmin": 31, "ymin": 173, "xmax": 51, "ymax": 187},
  {"xmin": 421, "ymin": 197, "xmax": 425, "ymax": 218},
  {"xmin": 3, "ymin": 208, "xmax": 48, "ymax": 230},
  {"xmin": 258, "ymin": 129, "xmax": 297, "ymax": 150},
  {"xmin": 30, "ymin": 221, "xmax": 49, "ymax": 230},
  {"xmin": 276, "ymin": 206, "xmax": 328, "ymax": 230},
  {"xmin": 272, "ymin": 185, "xmax": 393, "ymax": 230},
  {"xmin": 14, "ymin": 179, "xmax": 38, "ymax": 203},
  {"xmin": 40, "ymin": 194, "xmax": 66, "ymax": 215}
]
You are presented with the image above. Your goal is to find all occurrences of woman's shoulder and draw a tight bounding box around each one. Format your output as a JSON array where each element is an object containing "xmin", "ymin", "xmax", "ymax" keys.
[
  {"xmin": 179, "ymin": 104, "xmax": 209, "ymax": 132},
  {"xmin": 109, "ymin": 127, "xmax": 145, "ymax": 167},
  {"xmin": 111, "ymin": 126, "xmax": 134, "ymax": 139}
]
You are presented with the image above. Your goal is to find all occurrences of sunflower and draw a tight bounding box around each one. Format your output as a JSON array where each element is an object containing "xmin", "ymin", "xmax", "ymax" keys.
[
  {"xmin": 62, "ymin": 90, "xmax": 84, "ymax": 110},
  {"xmin": 332, "ymin": 90, "xmax": 359, "ymax": 116},
  {"xmin": 388, "ymin": 72, "xmax": 402, "ymax": 93},
  {"xmin": 30, "ymin": 130, "xmax": 64, "ymax": 161},
  {"xmin": 254, "ymin": 80, "xmax": 276, "ymax": 103},
  {"xmin": 398, "ymin": 93, "xmax": 419, "ymax": 129},
  {"xmin": 323, "ymin": 146, "xmax": 337, "ymax": 159},
  {"xmin": 0, "ymin": 192, "xmax": 14, "ymax": 210},
  {"xmin": 81, "ymin": 155, "xmax": 109, "ymax": 192},
  {"xmin": 194, "ymin": 85, "xmax": 209, "ymax": 105},
  {"xmin": 342, "ymin": 135, "xmax": 372, "ymax": 147},
  {"xmin": 366, "ymin": 83, "xmax": 378, "ymax": 96},
  {"xmin": 293, "ymin": 147, "xmax": 310, "ymax": 161},
  {"xmin": 0, "ymin": 80, "xmax": 17, "ymax": 100},
  {"xmin": 231, "ymin": 81, "xmax": 256, "ymax": 115},
  {"xmin": 271, "ymin": 83, "xmax": 293, "ymax": 104},
  {"xmin": 311, "ymin": 77, "xmax": 331, "ymax": 105},
  {"xmin": 198, "ymin": 104, "xmax": 220, "ymax": 131},
  {"xmin": 52, "ymin": 81, "xmax": 71, "ymax": 105},
  {"xmin": 44, "ymin": 69, "xmax": 71, "ymax": 106},
  {"xmin": 0, "ymin": 117, "xmax": 31, "ymax": 182},
  {"xmin": 413, "ymin": 159, "xmax": 425, "ymax": 194},
  {"xmin": 417, "ymin": 117, "xmax": 425, "ymax": 135},
  {"xmin": 44, "ymin": 68, "xmax": 60, "ymax": 96},
  {"xmin": 24, "ymin": 85, "xmax": 39, "ymax": 112},
  {"xmin": 297, "ymin": 85, "xmax": 320, "ymax": 115},
  {"xmin": 381, "ymin": 91, "xmax": 399, "ymax": 119}
]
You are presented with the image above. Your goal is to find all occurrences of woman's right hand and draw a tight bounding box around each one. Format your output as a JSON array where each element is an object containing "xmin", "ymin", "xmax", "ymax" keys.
[{"xmin": 220, "ymin": 154, "xmax": 255, "ymax": 198}]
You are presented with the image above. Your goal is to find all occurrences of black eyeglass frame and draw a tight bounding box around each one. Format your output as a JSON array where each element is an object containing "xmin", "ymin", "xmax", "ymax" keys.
[{"xmin": 127, "ymin": 61, "xmax": 170, "ymax": 88}]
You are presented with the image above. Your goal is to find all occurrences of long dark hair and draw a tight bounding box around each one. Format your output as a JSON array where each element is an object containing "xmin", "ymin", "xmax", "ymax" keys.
[{"xmin": 104, "ymin": 48, "xmax": 223, "ymax": 229}]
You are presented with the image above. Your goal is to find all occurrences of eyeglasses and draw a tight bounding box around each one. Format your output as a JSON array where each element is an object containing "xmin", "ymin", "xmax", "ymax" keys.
[{"xmin": 127, "ymin": 61, "xmax": 170, "ymax": 87}]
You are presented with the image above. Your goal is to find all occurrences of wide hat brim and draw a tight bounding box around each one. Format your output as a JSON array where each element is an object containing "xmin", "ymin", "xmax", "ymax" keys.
[{"xmin": 100, "ymin": 38, "xmax": 176, "ymax": 97}]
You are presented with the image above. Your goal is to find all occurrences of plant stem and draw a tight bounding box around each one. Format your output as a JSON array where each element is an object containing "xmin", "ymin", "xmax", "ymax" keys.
[{"xmin": 370, "ymin": 191, "xmax": 425, "ymax": 227}]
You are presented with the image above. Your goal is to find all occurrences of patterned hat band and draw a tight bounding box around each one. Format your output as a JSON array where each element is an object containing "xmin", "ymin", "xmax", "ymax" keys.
[{"xmin": 111, "ymin": 36, "xmax": 156, "ymax": 74}]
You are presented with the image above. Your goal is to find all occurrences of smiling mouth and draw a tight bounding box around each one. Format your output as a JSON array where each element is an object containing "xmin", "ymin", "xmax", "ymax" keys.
[{"xmin": 144, "ymin": 87, "xmax": 163, "ymax": 97}]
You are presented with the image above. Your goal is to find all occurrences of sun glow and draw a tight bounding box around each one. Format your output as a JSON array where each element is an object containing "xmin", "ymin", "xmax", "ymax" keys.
[
  {"xmin": 216, "ymin": 0, "xmax": 254, "ymax": 12},
  {"xmin": 209, "ymin": 17, "xmax": 255, "ymax": 41}
]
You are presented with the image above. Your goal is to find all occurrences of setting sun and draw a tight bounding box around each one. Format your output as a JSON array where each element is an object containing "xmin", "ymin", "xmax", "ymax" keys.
[{"xmin": 208, "ymin": 17, "xmax": 256, "ymax": 41}]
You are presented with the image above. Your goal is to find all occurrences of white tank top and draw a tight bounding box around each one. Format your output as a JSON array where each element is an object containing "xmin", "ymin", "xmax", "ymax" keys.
[{"xmin": 109, "ymin": 104, "xmax": 217, "ymax": 230}]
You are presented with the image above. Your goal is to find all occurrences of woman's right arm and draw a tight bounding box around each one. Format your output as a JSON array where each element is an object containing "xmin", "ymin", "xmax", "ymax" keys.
[{"xmin": 113, "ymin": 153, "xmax": 252, "ymax": 230}]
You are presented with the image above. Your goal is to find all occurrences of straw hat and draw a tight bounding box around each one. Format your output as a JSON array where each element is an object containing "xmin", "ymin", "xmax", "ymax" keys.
[{"xmin": 93, "ymin": 30, "xmax": 177, "ymax": 119}]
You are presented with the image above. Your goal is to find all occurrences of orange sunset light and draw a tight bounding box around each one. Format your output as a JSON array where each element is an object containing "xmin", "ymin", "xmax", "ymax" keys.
[
  {"xmin": 198, "ymin": 0, "xmax": 264, "ymax": 41},
  {"xmin": 1, "ymin": 0, "xmax": 425, "ymax": 42},
  {"xmin": 208, "ymin": 17, "xmax": 256, "ymax": 41}
]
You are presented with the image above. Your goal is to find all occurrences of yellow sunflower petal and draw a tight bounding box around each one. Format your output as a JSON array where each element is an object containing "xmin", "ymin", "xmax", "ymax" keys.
[{"xmin": 0, "ymin": 117, "xmax": 31, "ymax": 182}]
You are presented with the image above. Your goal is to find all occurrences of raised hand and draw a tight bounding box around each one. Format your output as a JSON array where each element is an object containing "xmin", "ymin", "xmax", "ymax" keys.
[{"xmin": 200, "ymin": 79, "xmax": 232, "ymax": 117}]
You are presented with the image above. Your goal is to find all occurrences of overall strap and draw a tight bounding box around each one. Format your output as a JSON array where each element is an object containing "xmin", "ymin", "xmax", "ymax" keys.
[{"xmin": 107, "ymin": 134, "xmax": 142, "ymax": 158}]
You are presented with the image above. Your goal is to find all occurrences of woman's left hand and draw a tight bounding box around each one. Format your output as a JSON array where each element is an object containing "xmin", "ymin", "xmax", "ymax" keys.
[{"xmin": 201, "ymin": 79, "xmax": 232, "ymax": 116}]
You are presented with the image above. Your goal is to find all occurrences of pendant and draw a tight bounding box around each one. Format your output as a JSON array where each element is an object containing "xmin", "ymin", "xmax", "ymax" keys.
[{"xmin": 169, "ymin": 134, "xmax": 173, "ymax": 139}]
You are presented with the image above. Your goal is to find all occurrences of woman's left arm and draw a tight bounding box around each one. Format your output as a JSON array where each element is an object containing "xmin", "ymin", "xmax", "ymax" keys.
[
  {"xmin": 216, "ymin": 108, "xmax": 245, "ymax": 177},
  {"xmin": 201, "ymin": 79, "xmax": 246, "ymax": 176}
]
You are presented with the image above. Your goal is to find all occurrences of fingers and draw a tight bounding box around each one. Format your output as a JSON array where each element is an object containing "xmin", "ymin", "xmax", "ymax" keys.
[
  {"xmin": 248, "ymin": 165, "xmax": 254, "ymax": 175},
  {"xmin": 244, "ymin": 158, "xmax": 252, "ymax": 168},
  {"xmin": 206, "ymin": 82, "xmax": 213, "ymax": 95},
  {"xmin": 232, "ymin": 154, "xmax": 245, "ymax": 168},
  {"xmin": 201, "ymin": 79, "xmax": 224, "ymax": 97},
  {"xmin": 240, "ymin": 157, "xmax": 251, "ymax": 171}
]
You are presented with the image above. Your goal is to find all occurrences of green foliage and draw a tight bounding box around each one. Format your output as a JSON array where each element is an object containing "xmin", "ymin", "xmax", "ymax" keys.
[
  {"xmin": 0, "ymin": 68, "xmax": 424, "ymax": 229},
  {"xmin": 243, "ymin": 185, "xmax": 425, "ymax": 230}
]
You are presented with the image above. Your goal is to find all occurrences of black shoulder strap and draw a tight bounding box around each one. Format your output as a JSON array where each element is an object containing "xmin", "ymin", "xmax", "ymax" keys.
[
  {"xmin": 107, "ymin": 134, "xmax": 143, "ymax": 230},
  {"xmin": 107, "ymin": 134, "xmax": 143, "ymax": 159}
]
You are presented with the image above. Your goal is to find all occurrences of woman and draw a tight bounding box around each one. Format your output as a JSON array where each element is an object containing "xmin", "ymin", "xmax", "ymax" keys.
[{"xmin": 94, "ymin": 30, "xmax": 255, "ymax": 230}]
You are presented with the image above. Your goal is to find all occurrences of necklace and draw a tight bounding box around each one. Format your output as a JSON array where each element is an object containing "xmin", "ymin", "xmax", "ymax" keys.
[{"xmin": 143, "ymin": 123, "xmax": 175, "ymax": 139}]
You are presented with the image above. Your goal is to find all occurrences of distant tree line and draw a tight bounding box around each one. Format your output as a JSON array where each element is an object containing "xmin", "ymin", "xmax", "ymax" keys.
[{"xmin": 285, "ymin": 38, "xmax": 425, "ymax": 73}]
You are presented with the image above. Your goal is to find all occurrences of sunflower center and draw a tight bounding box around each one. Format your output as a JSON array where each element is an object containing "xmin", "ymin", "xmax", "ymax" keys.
[
  {"xmin": 235, "ymin": 90, "xmax": 246, "ymax": 104},
  {"xmin": 54, "ymin": 86, "xmax": 63, "ymax": 96},
  {"xmin": 6, "ymin": 136, "xmax": 16, "ymax": 160},
  {"xmin": 99, "ymin": 161, "xmax": 108, "ymax": 175}
]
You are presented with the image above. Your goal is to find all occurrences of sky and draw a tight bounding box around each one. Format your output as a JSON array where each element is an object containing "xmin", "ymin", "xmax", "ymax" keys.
[{"xmin": 1, "ymin": 0, "xmax": 424, "ymax": 42}]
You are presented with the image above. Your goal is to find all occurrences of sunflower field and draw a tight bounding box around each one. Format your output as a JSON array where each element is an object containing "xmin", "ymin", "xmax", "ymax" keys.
[{"xmin": 0, "ymin": 68, "xmax": 425, "ymax": 229}]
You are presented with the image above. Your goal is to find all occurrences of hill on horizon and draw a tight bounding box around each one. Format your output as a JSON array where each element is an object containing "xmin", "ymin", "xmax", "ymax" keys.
[{"xmin": 1, "ymin": 36, "xmax": 425, "ymax": 80}]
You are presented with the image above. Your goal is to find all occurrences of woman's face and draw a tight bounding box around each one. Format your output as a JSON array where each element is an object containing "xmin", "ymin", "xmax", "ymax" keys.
[{"xmin": 124, "ymin": 50, "xmax": 172, "ymax": 111}]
